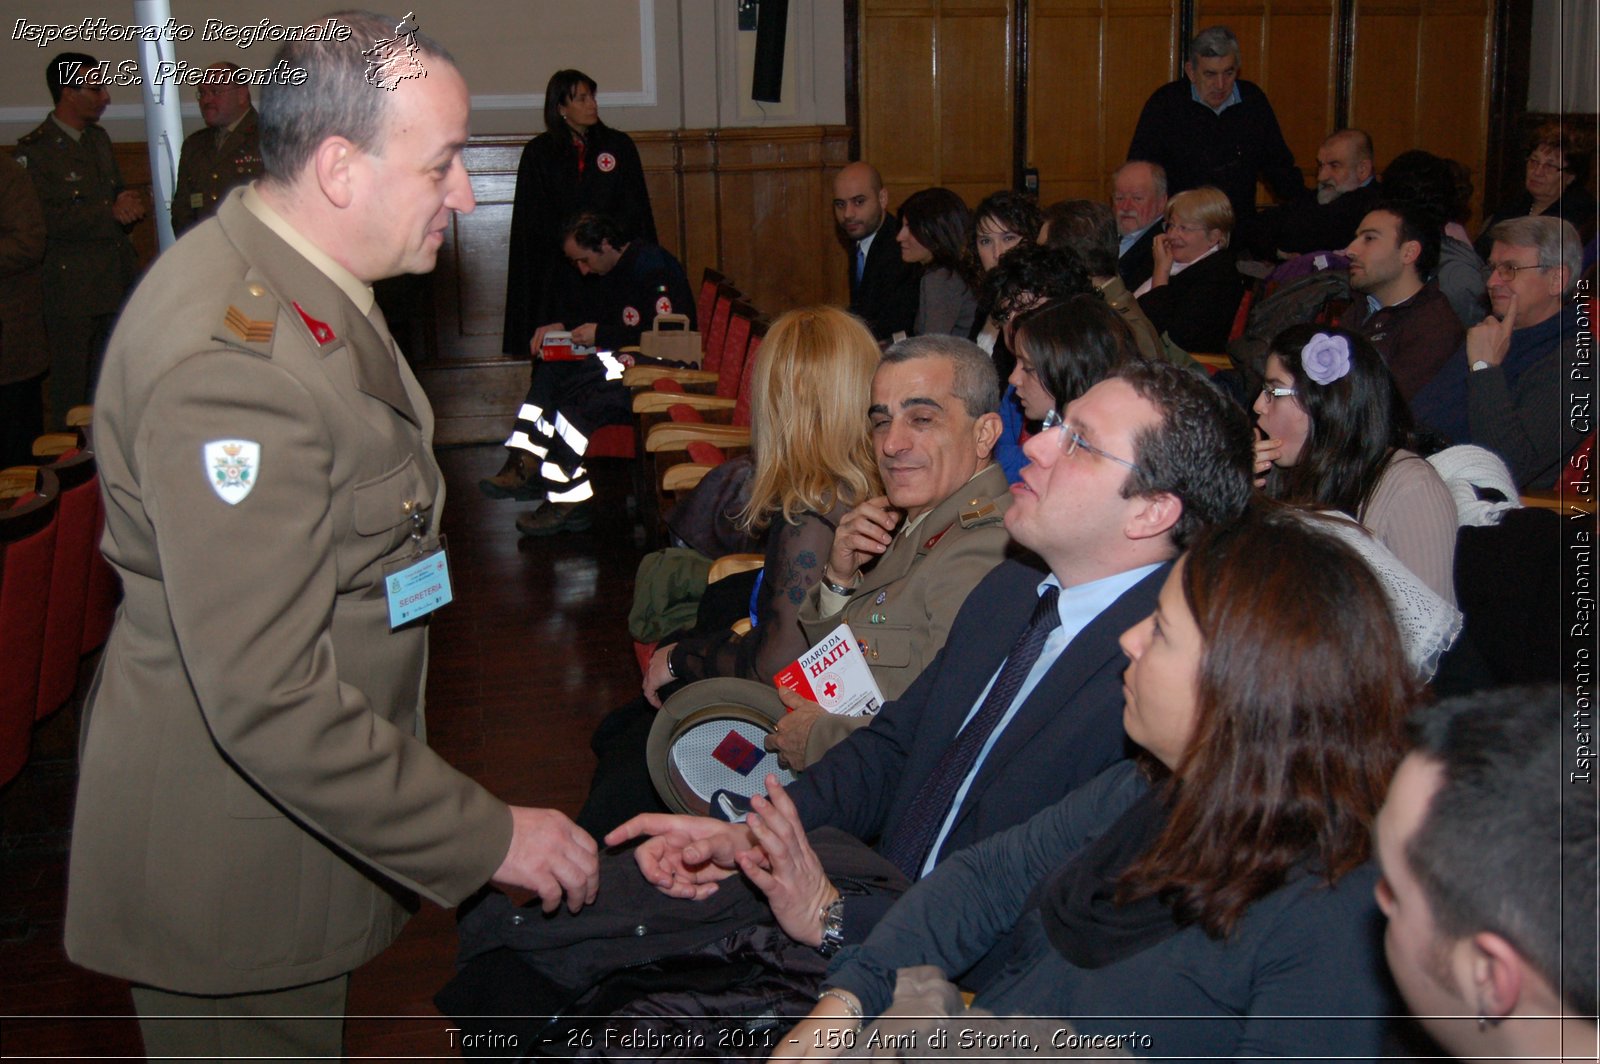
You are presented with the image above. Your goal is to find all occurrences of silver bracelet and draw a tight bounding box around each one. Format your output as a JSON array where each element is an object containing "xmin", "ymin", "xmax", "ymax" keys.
[
  {"xmin": 821, "ymin": 569, "xmax": 856, "ymax": 597},
  {"xmin": 817, "ymin": 988, "xmax": 862, "ymax": 1022}
]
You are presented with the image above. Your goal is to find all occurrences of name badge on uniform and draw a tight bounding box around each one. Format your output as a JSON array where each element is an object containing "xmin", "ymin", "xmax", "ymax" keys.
[
  {"xmin": 383, "ymin": 500, "xmax": 453, "ymax": 628},
  {"xmin": 190, "ymin": 192, "xmax": 204, "ymax": 208}
]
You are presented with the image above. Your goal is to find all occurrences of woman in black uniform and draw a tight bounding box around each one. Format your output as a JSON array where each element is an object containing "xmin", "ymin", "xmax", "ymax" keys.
[{"xmin": 502, "ymin": 69, "xmax": 657, "ymax": 356}]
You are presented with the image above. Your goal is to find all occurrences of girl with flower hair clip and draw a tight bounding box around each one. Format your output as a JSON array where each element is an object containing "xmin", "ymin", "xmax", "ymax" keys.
[{"xmin": 1254, "ymin": 323, "xmax": 1460, "ymax": 605}]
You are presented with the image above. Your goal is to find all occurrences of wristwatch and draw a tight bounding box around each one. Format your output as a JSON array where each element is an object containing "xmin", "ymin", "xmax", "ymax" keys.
[
  {"xmin": 1471, "ymin": 360, "xmax": 1492, "ymax": 372},
  {"xmin": 817, "ymin": 896, "xmax": 846, "ymax": 957}
]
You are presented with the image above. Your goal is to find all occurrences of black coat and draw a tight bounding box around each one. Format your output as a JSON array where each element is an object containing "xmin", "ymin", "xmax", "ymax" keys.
[
  {"xmin": 1117, "ymin": 219, "xmax": 1164, "ymax": 291},
  {"xmin": 1236, "ymin": 179, "xmax": 1384, "ymax": 259},
  {"xmin": 847, "ymin": 212, "xmax": 921, "ymax": 341},
  {"xmin": 1127, "ymin": 78, "xmax": 1305, "ymax": 219},
  {"xmin": 1136, "ymin": 247, "xmax": 1246, "ymax": 354},
  {"xmin": 502, "ymin": 124, "xmax": 657, "ymax": 355}
]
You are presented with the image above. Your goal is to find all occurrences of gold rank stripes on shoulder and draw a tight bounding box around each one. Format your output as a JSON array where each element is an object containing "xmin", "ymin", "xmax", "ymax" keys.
[{"xmin": 224, "ymin": 305, "xmax": 274, "ymax": 344}]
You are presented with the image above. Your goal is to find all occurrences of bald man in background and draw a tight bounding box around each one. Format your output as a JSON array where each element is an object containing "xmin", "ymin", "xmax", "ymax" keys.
[{"xmin": 834, "ymin": 161, "xmax": 920, "ymax": 341}]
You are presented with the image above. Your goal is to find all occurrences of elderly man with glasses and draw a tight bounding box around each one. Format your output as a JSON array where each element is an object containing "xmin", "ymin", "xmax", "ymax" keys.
[
  {"xmin": 1411, "ymin": 216, "xmax": 1589, "ymax": 489},
  {"xmin": 171, "ymin": 62, "xmax": 264, "ymax": 235}
]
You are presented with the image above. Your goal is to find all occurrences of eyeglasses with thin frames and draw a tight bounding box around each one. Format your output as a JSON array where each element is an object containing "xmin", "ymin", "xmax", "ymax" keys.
[
  {"xmin": 1482, "ymin": 261, "xmax": 1548, "ymax": 283},
  {"xmin": 1259, "ymin": 384, "xmax": 1297, "ymax": 406},
  {"xmin": 1039, "ymin": 409, "xmax": 1142, "ymax": 473},
  {"xmin": 1526, "ymin": 155, "xmax": 1570, "ymax": 175}
]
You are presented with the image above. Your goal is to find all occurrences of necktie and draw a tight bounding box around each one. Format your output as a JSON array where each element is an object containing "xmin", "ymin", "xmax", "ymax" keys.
[
  {"xmin": 879, "ymin": 586, "xmax": 1063, "ymax": 878},
  {"xmin": 855, "ymin": 243, "xmax": 866, "ymax": 285}
]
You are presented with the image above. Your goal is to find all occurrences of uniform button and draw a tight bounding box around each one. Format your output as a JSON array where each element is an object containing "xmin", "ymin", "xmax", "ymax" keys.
[
  {"xmin": 248, "ymin": 283, "xmax": 265, "ymax": 297},
  {"xmin": 633, "ymin": 924, "xmax": 648, "ymax": 936},
  {"xmin": 509, "ymin": 913, "xmax": 526, "ymax": 926}
]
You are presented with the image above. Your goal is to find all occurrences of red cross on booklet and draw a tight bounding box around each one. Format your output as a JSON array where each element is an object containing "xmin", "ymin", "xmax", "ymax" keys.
[{"xmin": 773, "ymin": 623, "xmax": 884, "ymax": 718}]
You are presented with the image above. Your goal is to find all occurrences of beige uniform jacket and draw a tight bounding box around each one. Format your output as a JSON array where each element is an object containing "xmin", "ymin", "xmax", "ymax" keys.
[
  {"xmin": 170, "ymin": 106, "xmax": 264, "ymax": 235},
  {"xmin": 795, "ymin": 463, "xmax": 1011, "ymax": 766},
  {"xmin": 11, "ymin": 117, "xmax": 136, "ymax": 318},
  {"xmin": 64, "ymin": 189, "xmax": 512, "ymax": 995}
]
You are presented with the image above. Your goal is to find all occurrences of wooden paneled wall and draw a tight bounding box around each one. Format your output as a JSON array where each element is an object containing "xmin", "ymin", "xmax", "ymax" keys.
[
  {"xmin": 1348, "ymin": 0, "xmax": 1496, "ymax": 219},
  {"xmin": 861, "ymin": 0, "xmax": 1502, "ymax": 220},
  {"xmin": 1028, "ymin": 0, "xmax": 1181, "ymax": 206},
  {"xmin": 859, "ymin": 0, "xmax": 1018, "ymax": 210}
]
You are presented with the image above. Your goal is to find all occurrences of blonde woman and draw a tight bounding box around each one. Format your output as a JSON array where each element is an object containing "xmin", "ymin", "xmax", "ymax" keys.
[
  {"xmin": 582, "ymin": 307, "xmax": 882, "ymax": 835},
  {"xmin": 1136, "ymin": 185, "xmax": 1245, "ymax": 352}
]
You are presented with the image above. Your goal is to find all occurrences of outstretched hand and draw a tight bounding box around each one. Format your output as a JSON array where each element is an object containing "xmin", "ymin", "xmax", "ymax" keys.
[
  {"xmin": 605, "ymin": 812, "xmax": 753, "ymax": 899},
  {"xmin": 736, "ymin": 776, "xmax": 837, "ymax": 947}
]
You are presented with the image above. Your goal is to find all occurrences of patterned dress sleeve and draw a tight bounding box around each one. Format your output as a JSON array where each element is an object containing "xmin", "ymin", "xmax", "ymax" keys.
[{"xmin": 670, "ymin": 503, "xmax": 844, "ymax": 684}]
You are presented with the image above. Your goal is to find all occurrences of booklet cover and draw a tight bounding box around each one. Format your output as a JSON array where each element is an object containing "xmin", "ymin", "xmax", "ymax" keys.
[{"xmin": 773, "ymin": 623, "xmax": 884, "ymax": 718}]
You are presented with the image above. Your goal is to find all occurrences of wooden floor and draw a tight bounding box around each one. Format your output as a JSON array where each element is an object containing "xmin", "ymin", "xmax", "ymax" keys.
[{"xmin": 0, "ymin": 444, "xmax": 646, "ymax": 1060}]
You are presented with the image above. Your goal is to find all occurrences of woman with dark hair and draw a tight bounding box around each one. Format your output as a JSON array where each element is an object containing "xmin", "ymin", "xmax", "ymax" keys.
[
  {"xmin": 502, "ymin": 69, "xmax": 656, "ymax": 356},
  {"xmin": 962, "ymin": 190, "xmax": 1044, "ymax": 300},
  {"xmin": 955, "ymin": 190, "xmax": 1044, "ymax": 480},
  {"xmin": 1254, "ymin": 324, "xmax": 1458, "ymax": 604},
  {"xmin": 1382, "ymin": 149, "xmax": 1488, "ymax": 327},
  {"xmin": 1007, "ymin": 294, "xmax": 1139, "ymax": 421},
  {"xmin": 895, "ymin": 187, "xmax": 978, "ymax": 337},
  {"xmin": 777, "ymin": 504, "xmax": 1413, "ymax": 1059},
  {"xmin": 1477, "ymin": 121, "xmax": 1597, "ymax": 257}
]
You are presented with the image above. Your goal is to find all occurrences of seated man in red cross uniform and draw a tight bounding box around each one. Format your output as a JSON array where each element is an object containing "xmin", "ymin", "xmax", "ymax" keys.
[{"xmin": 482, "ymin": 210, "xmax": 694, "ymax": 535}]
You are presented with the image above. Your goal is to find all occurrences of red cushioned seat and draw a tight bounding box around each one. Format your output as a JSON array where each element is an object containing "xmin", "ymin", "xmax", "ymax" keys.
[
  {"xmin": 36, "ymin": 449, "xmax": 99, "ymax": 721},
  {"xmin": 0, "ymin": 468, "xmax": 61, "ymax": 786}
]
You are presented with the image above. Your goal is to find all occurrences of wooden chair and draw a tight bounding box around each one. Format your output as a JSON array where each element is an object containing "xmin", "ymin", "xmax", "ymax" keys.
[
  {"xmin": 639, "ymin": 307, "xmax": 761, "ymax": 536},
  {"xmin": 696, "ymin": 268, "xmax": 728, "ymax": 346},
  {"xmin": 0, "ymin": 468, "xmax": 60, "ymax": 786},
  {"xmin": 657, "ymin": 320, "xmax": 766, "ymax": 496},
  {"xmin": 622, "ymin": 283, "xmax": 739, "ymax": 392}
]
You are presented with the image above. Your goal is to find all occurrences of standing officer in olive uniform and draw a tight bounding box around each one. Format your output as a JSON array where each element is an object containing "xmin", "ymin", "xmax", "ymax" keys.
[
  {"xmin": 767, "ymin": 335, "xmax": 1012, "ymax": 769},
  {"xmin": 170, "ymin": 62, "xmax": 265, "ymax": 235},
  {"xmin": 64, "ymin": 16, "xmax": 598, "ymax": 1060},
  {"xmin": 12, "ymin": 52, "xmax": 142, "ymax": 425}
]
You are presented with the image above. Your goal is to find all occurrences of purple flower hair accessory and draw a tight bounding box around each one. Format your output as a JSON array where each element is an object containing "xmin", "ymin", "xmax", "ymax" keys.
[{"xmin": 1302, "ymin": 332, "xmax": 1351, "ymax": 386}]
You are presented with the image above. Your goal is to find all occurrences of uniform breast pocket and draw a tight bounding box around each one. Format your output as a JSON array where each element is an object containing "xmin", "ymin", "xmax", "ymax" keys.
[
  {"xmin": 352, "ymin": 455, "xmax": 429, "ymax": 539},
  {"xmin": 864, "ymin": 626, "xmax": 914, "ymax": 670}
]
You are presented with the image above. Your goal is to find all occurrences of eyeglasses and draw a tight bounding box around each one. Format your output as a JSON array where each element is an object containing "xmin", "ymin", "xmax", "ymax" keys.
[
  {"xmin": 1259, "ymin": 383, "xmax": 1297, "ymax": 406},
  {"xmin": 1482, "ymin": 260, "xmax": 1548, "ymax": 282},
  {"xmin": 1526, "ymin": 155, "xmax": 1570, "ymax": 175},
  {"xmin": 1040, "ymin": 410, "xmax": 1142, "ymax": 473},
  {"xmin": 1166, "ymin": 222, "xmax": 1209, "ymax": 235}
]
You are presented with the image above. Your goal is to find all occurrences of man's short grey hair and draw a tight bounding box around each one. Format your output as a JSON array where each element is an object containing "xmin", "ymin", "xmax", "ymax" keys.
[
  {"xmin": 881, "ymin": 335, "xmax": 1001, "ymax": 418},
  {"xmin": 259, "ymin": 10, "xmax": 455, "ymax": 181},
  {"xmin": 1488, "ymin": 216, "xmax": 1582, "ymax": 297},
  {"xmin": 1114, "ymin": 159, "xmax": 1168, "ymax": 199},
  {"xmin": 1189, "ymin": 25, "xmax": 1240, "ymax": 64}
]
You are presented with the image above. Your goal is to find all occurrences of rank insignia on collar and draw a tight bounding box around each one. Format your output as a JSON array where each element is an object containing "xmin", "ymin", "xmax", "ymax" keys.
[
  {"xmin": 293, "ymin": 301, "xmax": 337, "ymax": 345},
  {"xmin": 204, "ymin": 439, "xmax": 261, "ymax": 505},
  {"xmin": 224, "ymin": 305, "xmax": 274, "ymax": 344}
]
